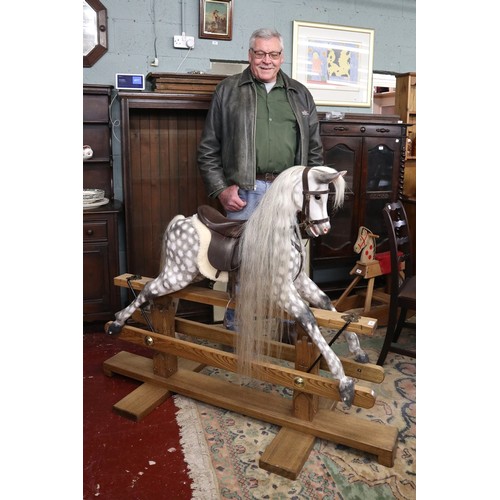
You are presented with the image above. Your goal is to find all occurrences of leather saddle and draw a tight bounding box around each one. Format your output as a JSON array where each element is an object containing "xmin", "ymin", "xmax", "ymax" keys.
[{"xmin": 197, "ymin": 205, "xmax": 246, "ymax": 275}]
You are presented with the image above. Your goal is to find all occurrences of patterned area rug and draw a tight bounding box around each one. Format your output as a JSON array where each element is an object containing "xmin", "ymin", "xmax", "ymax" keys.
[{"xmin": 174, "ymin": 322, "xmax": 416, "ymax": 499}]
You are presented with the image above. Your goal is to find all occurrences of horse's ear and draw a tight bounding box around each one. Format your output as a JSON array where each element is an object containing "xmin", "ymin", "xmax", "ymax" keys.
[
  {"xmin": 313, "ymin": 166, "xmax": 347, "ymax": 184},
  {"xmin": 328, "ymin": 170, "xmax": 347, "ymax": 181}
]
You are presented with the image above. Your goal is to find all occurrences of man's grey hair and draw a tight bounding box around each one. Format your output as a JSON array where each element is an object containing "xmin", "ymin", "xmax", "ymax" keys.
[{"xmin": 249, "ymin": 28, "xmax": 284, "ymax": 51}]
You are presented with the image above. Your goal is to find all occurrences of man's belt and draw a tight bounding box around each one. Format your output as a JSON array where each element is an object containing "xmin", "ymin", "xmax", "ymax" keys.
[{"xmin": 255, "ymin": 172, "xmax": 280, "ymax": 182}]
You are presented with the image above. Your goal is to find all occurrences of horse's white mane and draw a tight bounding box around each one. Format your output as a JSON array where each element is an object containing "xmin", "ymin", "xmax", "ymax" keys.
[{"xmin": 235, "ymin": 165, "xmax": 345, "ymax": 376}]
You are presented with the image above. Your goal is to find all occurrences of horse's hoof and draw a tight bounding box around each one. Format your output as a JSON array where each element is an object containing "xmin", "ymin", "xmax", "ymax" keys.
[
  {"xmin": 107, "ymin": 322, "xmax": 123, "ymax": 336},
  {"xmin": 355, "ymin": 352, "xmax": 369, "ymax": 364},
  {"xmin": 339, "ymin": 377, "xmax": 355, "ymax": 408}
]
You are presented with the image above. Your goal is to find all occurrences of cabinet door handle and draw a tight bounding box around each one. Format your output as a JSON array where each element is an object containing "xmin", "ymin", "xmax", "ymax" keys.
[
  {"xmin": 87, "ymin": 229, "xmax": 94, "ymax": 235},
  {"xmin": 333, "ymin": 126, "xmax": 348, "ymax": 131},
  {"xmin": 376, "ymin": 128, "xmax": 390, "ymax": 133}
]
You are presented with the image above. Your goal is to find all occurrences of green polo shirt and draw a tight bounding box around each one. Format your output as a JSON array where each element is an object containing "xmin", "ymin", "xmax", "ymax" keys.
[{"xmin": 254, "ymin": 74, "xmax": 297, "ymax": 174}]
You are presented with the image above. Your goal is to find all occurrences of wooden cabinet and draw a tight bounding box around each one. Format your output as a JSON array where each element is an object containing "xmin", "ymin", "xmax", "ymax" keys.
[
  {"xmin": 119, "ymin": 88, "xmax": 223, "ymax": 322},
  {"xmin": 310, "ymin": 115, "xmax": 407, "ymax": 294},
  {"xmin": 83, "ymin": 84, "xmax": 122, "ymax": 322}
]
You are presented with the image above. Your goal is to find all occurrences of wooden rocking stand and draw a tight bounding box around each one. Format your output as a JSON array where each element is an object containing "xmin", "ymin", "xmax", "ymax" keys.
[
  {"xmin": 103, "ymin": 273, "xmax": 398, "ymax": 479},
  {"xmin": 334, "ymin": 260, "xmax": 390, "ymax": 316}
]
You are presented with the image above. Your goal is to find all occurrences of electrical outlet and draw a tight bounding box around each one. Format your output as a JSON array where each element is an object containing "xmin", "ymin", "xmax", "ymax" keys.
[{"xmin": 173, "ymin": 35, "xmax": 195, "ymax": 49}]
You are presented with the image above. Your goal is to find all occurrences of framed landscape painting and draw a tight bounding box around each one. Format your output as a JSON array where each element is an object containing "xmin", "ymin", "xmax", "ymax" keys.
[{"xmin": 199, "ymin": 0, "xmax": 233, "ymax": 41}]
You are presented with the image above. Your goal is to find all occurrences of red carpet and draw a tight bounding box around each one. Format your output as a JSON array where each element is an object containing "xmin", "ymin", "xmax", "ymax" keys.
[{"xmin": 83, "ymin": 328, "xmax": 193, "ymax": 499}]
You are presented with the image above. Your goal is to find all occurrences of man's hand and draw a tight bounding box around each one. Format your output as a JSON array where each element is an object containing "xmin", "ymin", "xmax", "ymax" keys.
[{"xmin": 218, "ymin": 185, "xmax": 247, "ymax": 212}]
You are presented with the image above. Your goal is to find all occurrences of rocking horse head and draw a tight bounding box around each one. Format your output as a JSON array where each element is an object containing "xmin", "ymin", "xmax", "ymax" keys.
[
  {"xmin": 272, "ymin": 165, "xmax": 347, "ymax": 238},
  {"xmin": 295, "ymin": 166, "xmax": 346, "ymax": 237},
  {"xmin": 353, "ymin": 226, "xmax": 379, "ymax": 263}
]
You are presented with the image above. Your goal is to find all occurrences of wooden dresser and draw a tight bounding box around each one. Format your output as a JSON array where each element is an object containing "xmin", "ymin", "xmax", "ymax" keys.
[{"xmin": 83, "ymin": 84, "xmax": 122, "ymax": 322}]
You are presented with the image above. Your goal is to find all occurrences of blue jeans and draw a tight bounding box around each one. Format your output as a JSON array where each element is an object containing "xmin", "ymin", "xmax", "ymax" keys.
[
  {"xmin": 225, "ymin": 180, "xmax": 271, "ymax": 220},
  {"xmin": 224, "ymin": 181, "xmax": 271, "ymax": 329}
]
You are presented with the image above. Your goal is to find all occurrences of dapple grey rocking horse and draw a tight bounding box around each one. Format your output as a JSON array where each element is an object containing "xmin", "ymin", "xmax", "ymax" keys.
[{"xmin": 107, "ymin": 165, "xmax": 369, "ymax": 406}]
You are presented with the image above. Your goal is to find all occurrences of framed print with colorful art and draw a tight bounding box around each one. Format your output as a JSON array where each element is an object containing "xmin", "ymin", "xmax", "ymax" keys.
[{"xmin": 292, "ymin": 21, "xmax": 374, "ymax": 107}]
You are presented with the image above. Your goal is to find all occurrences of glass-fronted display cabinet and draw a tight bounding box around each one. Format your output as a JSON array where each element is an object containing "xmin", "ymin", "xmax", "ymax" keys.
[{"xmin": 311, "ymin": 116, "xmax": 407, "ymax": 294}]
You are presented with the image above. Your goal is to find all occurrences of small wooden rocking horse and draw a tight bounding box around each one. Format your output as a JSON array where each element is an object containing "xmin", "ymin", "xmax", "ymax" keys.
[{"xmin": 335, "ymin": 226, "xmax": 390, "ymax": 315}]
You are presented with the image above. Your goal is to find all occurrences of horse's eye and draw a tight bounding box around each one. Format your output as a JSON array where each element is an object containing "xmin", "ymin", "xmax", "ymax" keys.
[{"xmin": 314, "ymin": 194, "xmax": 322, "ymax": 200}]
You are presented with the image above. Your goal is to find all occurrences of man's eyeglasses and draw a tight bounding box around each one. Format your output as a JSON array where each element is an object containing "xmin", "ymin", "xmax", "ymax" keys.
[{"xmin": 250, "ymin": 49, "xmax": 282, "ymax": 60}]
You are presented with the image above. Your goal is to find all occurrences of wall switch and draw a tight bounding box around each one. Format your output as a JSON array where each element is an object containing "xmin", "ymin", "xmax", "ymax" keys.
[{"xmin": 173, "ymin": 35, "xmax": 195, "ymax": 49}]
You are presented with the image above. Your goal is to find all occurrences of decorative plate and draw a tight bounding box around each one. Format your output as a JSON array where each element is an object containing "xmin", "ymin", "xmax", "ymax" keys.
[{"xmin": 83, "ymin": 198, "xmax": 109, "ymax": 209}]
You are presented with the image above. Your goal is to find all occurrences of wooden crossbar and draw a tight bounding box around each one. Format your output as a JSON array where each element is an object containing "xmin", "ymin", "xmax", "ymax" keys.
[
  {"xmin": 174, "ymin": 318, "xmax": 385, "ymax": 384},
  {"xmin": 109, "ymin": 322, "xmax": 376, "ymax": 408},
  {"xmin": 114, "ymin": 273, "xmax": 378, "ymax": 336}
]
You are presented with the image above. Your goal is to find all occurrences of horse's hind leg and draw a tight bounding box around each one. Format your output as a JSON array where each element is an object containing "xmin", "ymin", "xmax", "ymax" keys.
[
  {"xmin": 107, "ymin": 268, "xmax": 201, "ymax": 335},
  {"xmin": 107, "ymin": 279, "xmax": 164, "ymax": 335},
  {"xmin": 108, "ymin": 215, "xmax": 203, "ymax": 335}
]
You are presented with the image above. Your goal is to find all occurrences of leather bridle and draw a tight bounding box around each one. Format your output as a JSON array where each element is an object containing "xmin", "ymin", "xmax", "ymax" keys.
[{"xmin": 298, "ymin": 166, "xmax": 331, "ymax": 236}]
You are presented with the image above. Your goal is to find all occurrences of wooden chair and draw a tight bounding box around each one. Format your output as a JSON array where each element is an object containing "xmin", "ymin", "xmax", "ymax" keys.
[{"xmin": 376, "ymin": 200, "xmax": 416, "ymax": 365}]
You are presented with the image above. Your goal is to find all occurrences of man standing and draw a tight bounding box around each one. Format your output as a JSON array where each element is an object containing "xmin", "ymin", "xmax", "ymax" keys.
[{"xmin": 198, "ymin": 27, "xmax": 324, "ymax": 220}]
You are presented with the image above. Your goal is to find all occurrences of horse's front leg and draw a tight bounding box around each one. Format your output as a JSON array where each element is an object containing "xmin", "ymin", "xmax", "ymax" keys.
[
  {"xmin": 294, "ymin": 272, "xmax": 369, "ymax": 363},
  {"xmin": 342, "ymin": 331, "xmax": 369, "ymax": 363},
  {"xmin": 287, "ymin": 300, "xmax": 355, "ymax": 407}
]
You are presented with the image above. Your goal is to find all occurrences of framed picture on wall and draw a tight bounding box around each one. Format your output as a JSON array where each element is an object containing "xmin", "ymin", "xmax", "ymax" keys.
[
  {"xmin": 199, "ymin": 0, "xmax": 233, "ymax": 41},
  {"xmin": 292, "ymin": 21, "xmax": 374, "ymax": 107}
]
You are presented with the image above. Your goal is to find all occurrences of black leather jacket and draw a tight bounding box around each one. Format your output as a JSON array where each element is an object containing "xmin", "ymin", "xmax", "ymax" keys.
[{"xmin": 197, "ymin": 67, "xmax": 324, "ymax": 198}]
